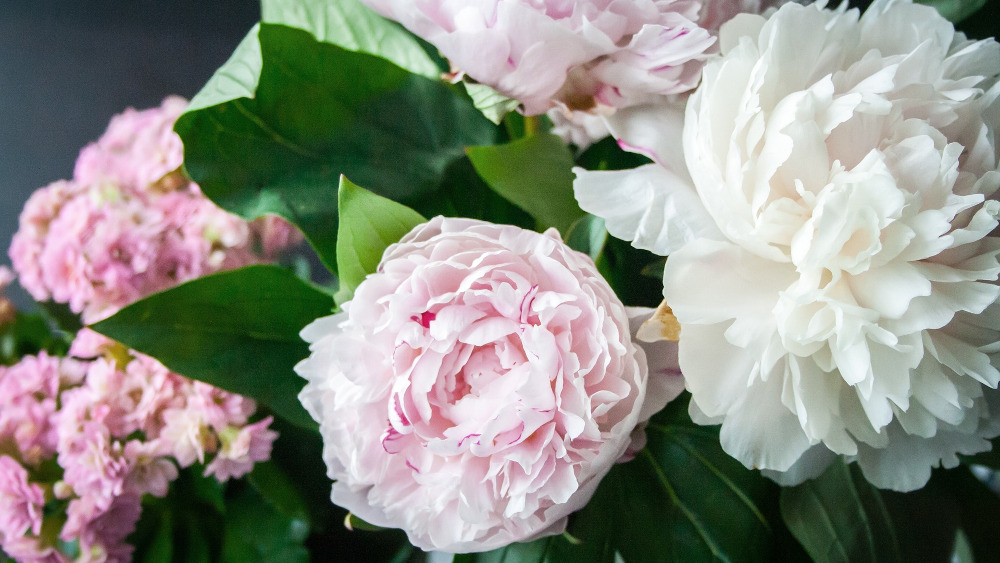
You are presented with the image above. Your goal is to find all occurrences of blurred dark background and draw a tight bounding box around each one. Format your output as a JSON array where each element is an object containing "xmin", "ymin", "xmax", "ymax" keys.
[{"xmin": 0, "ymin": 0, "xmax": 261, "ymax": 307}]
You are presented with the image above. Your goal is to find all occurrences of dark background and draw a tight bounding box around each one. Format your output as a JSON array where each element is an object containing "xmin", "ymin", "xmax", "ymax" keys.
[{"xmin": 0, "ymin": 0, "xmax": 260, "ymax": 307}]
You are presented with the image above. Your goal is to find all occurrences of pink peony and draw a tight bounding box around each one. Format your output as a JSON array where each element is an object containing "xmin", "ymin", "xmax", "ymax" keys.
[
  {"xmin": 360, "ymin": 0, "xmax": 714, "ymax": 115},
  {"xmin": 296, "ymin": 217, "xmax": 675, "ymax": 552}
]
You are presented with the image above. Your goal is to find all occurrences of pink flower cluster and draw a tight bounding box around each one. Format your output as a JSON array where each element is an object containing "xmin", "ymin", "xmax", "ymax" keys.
[
  {"xmin": 0, "ymin": 340, "xmax": 277, "ymax": 562},
  {"xmin": 8, "ymin": 97, "xmax": 301, "ymax": 323},
  {"xmin": 2, "ymin": 98, "xmax": 288, "ymax": 561}
]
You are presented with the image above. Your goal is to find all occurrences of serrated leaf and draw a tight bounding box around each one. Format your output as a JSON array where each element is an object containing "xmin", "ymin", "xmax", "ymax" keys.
[
  {"xmin": 565, "ymin": 214, "xmax": 607, "ymax": 261},
  {"xmin": 90, "ymin": 265, "xmax": 333, "ymax": 429},
  {"xmin": 176, "ymin": 24, "xmax": 496, "ymax": 273},
  {"xmin": 467, "ymin": 133, "xmax": 583, "ymax": 234},
  {"xmin": 335, "ymin": 177, "xmax": 426, "ymax": 304},
  {"xmin": 780, "ymin": 462, "xmax": 903, "ymax": 563},
  {"xmin": 463, "ymin": 82, "xmax": 520, "ymax": 125},
  {"xmin": 260, "ymin": 0, "xmax": 440, "ymax": 78}
]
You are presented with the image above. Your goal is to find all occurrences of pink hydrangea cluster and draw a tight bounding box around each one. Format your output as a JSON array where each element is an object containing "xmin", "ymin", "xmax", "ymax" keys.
[
  {"xmin": 8, "ymin": 97, "xmax": 301, "ymax": 323},
  {"xmin": 0, "ymin": 338, "xmax": 277, "ymax": 562}
]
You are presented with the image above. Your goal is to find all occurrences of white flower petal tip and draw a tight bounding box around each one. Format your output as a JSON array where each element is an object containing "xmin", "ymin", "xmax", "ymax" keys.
[
  {"xmin": 604, "ymin": 0, "xmax": 1000, "ymax": 492},
  {"xmin": 296, "ymin": 217, "xmax": 655, "ymax": 552}
]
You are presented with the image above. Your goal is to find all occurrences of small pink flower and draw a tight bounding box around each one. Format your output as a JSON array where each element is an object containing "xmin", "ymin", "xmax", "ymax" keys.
[
  {"xmin": 1, "ymin": 536, "xmax": 68, "ymax": 563},
  {"xmin": 203, "ymin": 417, "xmax": 278, "ymax": 482},
  {"xmin": 0, "ymin": 456, "xmax": 46, "ymax": 539},
  {"xmin": 0, "ymin": 353, "xmax": 85, "ymax": 465},
  {"xmin": 296, "ymin": 217, "xmax": 674, "ymax": 552}
]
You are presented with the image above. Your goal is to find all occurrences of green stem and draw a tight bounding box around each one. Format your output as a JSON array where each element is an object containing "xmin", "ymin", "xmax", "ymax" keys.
[{"xmin": 522, "ymin": 115, "xmax": 539, "ymax": 137}]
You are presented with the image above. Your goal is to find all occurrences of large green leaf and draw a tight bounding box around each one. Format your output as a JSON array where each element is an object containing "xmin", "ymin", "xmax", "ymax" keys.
[
  {"xmin": 90, "ymin": 265, "xmax": 333, "ymax": 429},
  {"xmin": 188, "ymin": 0, "xmax": 438, "ymax": 114},
  {"xmin": 336, "ymin": 177, "xmax": 426, "ymax": 304},
  {"xmin": 780, "ymin": 462, "xmax": 903, "ymax": 563},
  {"xmin": 467, "ymin": 133, "xmax": 583, "ymax": 234},
  {"xmin": 459, "ymin": 395, "xmax": 779, "ymax": 563},
  {"xmin": 260, "ymin": 0, "xmax": 440, "ymax": 78},
  {"xmin": 176, "ymin": 23, "xmax": 496, "ymax": 272}
]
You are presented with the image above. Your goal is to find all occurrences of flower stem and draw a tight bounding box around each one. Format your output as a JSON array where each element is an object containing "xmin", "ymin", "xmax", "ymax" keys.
[{"xmin": 522, "ymin": 115, "xmax": 539, "ymax": 137}]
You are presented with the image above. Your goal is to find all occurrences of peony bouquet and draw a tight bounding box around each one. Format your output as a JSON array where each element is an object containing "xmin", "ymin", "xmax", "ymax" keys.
[{"xmin": 3, "ymin": 0, "xmax": 1000, "ymax": 561}]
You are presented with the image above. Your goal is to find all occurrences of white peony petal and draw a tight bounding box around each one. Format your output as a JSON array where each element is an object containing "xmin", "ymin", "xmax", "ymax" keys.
[{"xmin": 573, "ymin": 164, "xmax": 722, "ymax": 256}]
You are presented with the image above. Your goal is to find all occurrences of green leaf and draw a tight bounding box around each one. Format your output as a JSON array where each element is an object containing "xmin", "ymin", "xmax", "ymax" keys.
[
  {"xmin": 336, "ymin": 177, "xmax": 426, "ymax": 304},
  {"xmin": 415, "ymin": 156, "xmax": 535, "ymax": 230},
  {"xmin": 463, "ymin": 82, "xmax": 520, "ymax": 125},
  {"xmin": 222, "ymin": 482, "xmax": 310, "ymax": 563},
  {"xmin": 467, "ymin": 133, "xmax": 583, "ymax": 234},
  {"xmin": 176, "ymin": 23, "xmax": 496, "ymax": 272},
  {"xmin": 461, "ymin": 394, "xmax": 778, "ymax": 563},
  {"xmin": 917, "ymin": 0, "xmax": 988, "ymax": 22},
  {"xmin": 187, "ymin": 25, "xmax": 264, "ymax": 113},
  {"xmin": 249, "ymin": 461, "xmax": 312, "ymax": 526},
  {"xmin": 131, "ymin": 469, "xmax": 226, "ymax": 563},
  {"xmin": 780, "ymin": 462, "xmax": 903, "ymax": 563},
  {"xmin": 564, "ymin": 214, "xmax": 607, "ymax": 261},
  {"xmin": 90, "ymin": 265, "xmax": 333, "ymax": 429},
  {"xmin": 0, "ymin": 311, "xmax": 71, "ymax": 365},
  {"xmin": 940, "ymin": 465, "xmax": 1000, "ymax": 563},
  {"xmin": 260, "ymin": 0, "xmax": 440, "ymax": 78}
]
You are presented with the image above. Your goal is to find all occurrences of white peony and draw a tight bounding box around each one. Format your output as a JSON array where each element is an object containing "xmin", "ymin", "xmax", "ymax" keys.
[{"xmin": 575, "ymin": 0, "xmax": 1000, "ymax": 491}]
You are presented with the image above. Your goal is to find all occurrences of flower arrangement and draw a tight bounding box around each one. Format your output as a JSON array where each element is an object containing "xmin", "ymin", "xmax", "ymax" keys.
[{"xmin": 3, "ymin": 0, "xmax": 1000, "ymax": 561}]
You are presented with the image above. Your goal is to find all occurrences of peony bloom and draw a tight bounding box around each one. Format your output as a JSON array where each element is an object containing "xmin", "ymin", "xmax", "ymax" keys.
[
  {"xmin": 9, "ymin": 97, "xmax": 301, "ymax": 323},
  {"xmin": 575, "ymin": 0, "xmax": 1000, "ymax": 491},
  {"xmin": 360, "ymin": 0, "xmax": 714, "ymax": 116},
  {"xmin": 296, "ymin": 217, "xmax": 678, "ymax": 552}
]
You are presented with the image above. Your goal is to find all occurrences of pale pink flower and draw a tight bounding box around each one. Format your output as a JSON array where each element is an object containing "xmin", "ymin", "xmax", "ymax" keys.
[
  {"xmin": 63, "ymin": 494, "xmax": 141, "ymax": 563},
  {"xmin": 361, "ymin": 0, "xmax": 714, "ymax": 116},
  {"xmin": 73, "ymin": 96, "xmax": 187, "ymax": 190},
  {"xmin": 296, "ymin": 216, "xmax": 676, "ymax": 552},
  {"xmin": 204, "ymin": 417, "xmax": 278, "ymax": 481},
  {"xmin": 0, "ymin": 353, "xmax": 86, "ymax": 466},
  {"xmin": 0, "ymin": 456, "xmax": 46, "ymax": 539},
  {"xmin": 1, "ymin": 536, "xmax": 68, "ymax": 563},
  {"xmin": 122, "ymin": 440, "xmax": 177, "ymax": 498}
]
